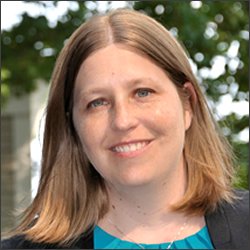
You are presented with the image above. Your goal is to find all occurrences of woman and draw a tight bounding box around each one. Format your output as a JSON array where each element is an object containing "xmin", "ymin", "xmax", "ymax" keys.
[{"xmin": 2, "ymin": 9, "xmax": 248, "ymax": 249}]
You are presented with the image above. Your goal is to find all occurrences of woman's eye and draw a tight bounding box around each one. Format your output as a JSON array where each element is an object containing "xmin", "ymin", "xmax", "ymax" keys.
[
  {"xmin": 87, "ymin": 99, "xmax": 108, "ymax": 109},
  {"xmin": 136, "ymin": 88, "xmax": 153, "ymax": 97}
]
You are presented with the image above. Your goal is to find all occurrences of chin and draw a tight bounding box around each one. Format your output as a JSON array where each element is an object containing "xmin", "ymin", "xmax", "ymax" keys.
[{"xmin": 117, "ymin": 172, "xmax": 153, "ymax": 187}]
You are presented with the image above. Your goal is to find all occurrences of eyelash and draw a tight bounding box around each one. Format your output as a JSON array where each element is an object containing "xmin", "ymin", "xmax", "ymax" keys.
[
  {"xmin": 135, "ymin": 88, "xmax": 154, "ymax": 97},
  {"xmin": 86, "ymin": 88, "xmax": 154, "ymax": 110},
  {"xmin": 87, "ymin": 98, "xmax": 108, "ymax": 109}
]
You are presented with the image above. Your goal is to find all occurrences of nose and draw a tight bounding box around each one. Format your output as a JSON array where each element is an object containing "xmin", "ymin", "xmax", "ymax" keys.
[{"xmin": 110, "ymin": 100, "xmax": 139, "ymax": 131}]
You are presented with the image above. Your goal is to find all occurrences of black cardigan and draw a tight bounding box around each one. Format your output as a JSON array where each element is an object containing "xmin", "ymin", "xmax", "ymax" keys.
[{"xmin": 1, "ymin": 190, "xmax": 249, "ymax": 249}]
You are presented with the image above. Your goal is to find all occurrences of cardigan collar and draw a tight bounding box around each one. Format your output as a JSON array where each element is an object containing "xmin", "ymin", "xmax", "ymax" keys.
[{"xmin": 204, "ymin": 205, "xmax": 231, "ymax": 249}]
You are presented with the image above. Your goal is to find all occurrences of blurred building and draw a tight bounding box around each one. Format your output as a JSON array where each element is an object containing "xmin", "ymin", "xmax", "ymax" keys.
[{"xmin": 1, "ymin": 80, "xmax": 48, "ymax": 232}]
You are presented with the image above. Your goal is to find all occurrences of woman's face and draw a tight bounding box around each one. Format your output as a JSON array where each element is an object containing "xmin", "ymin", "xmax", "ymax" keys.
[{"xmin": 73, "ymin": 44, "xmax": 192, "ymax": 187}]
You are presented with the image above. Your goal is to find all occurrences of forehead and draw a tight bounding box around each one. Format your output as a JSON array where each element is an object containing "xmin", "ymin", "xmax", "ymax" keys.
[{"xmin": 75, "ymin": 44, "xmax": 169, "ymax": 88}]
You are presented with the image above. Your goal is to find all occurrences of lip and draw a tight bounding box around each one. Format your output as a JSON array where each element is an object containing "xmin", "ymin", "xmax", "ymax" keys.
[{"xmin": 109, "ymin": 139, "xmax": 153, "ymax": 158}]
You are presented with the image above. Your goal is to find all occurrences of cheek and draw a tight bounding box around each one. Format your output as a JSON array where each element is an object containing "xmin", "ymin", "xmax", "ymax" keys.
[
  {"xmin": 73, "ymin": 112, "xmax": 92, "ymax": 152},
  {"xmin": 146, "ymin": 103, "xmax": 184, "ymax": 133},
  {"xmin": 73, "ymin": 112, "xmax": 107, "ymax": 157},
  {"xmin": 76, "ymin": 124, "xmax": 95, "ymax": 152}
]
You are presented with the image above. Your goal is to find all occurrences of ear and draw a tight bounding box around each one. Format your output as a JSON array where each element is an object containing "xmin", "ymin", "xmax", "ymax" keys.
[
  {"xmin": 183, "ymin": 82, "xmax": 197, "ymax": 130},
  {"xmin": 183, "ymin": 82, "xmax": 197, "ymax": 109}
]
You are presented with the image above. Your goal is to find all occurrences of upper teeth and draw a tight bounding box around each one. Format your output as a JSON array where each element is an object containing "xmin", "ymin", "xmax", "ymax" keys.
[{"xmin": 112, "ymin": 141, "xmax": 148, "ymax": 153}]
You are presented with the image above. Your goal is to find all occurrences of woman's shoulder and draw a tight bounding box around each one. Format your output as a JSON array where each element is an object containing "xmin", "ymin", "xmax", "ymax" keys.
[
  {"xmin": 1, "ymin": 235, "xmax": 64, "ymax": 249},
  {"xmin": 224, "ymin": 188, "xmax": 249, "ymax": 214},
  {"xmin": 1, "ymin": 235, "xmax": 33, "ymax": 249},
  {"xmin": 205, "ymin": 188, "xmax": 249, "ymax": 249},
  {"xmin": 1, "ymin": 232, "xmax": 93, "ymax": 249},
  {"xmin": 209, "ymin": 189, "xmax": 249, "ymax": 224}
]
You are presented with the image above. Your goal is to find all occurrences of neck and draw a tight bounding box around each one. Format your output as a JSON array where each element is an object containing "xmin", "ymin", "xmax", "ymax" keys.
[
  {"xmin": 101, "ymin": 157, "xmax": 188, "ymax": 228},
  {"xmin": 98, "ymin": 158, "xmax": 205, "ymax": 244}
]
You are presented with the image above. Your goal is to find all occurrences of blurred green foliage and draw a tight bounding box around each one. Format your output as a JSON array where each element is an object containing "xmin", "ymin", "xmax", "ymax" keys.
[{"xmin": 1, "ymin": 1, "xmax": 248, "ymax": 189}]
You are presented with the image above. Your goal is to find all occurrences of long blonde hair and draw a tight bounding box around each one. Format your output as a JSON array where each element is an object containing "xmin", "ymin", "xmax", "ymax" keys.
[{"xmin": 13, "ymin": 9, "xmax": 236, "ymax": 246}]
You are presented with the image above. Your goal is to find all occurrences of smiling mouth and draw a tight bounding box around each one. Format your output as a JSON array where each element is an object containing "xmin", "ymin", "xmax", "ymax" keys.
[{"xmin": 110, "ymin": 140, "xmax": 151, "ymax": 154}]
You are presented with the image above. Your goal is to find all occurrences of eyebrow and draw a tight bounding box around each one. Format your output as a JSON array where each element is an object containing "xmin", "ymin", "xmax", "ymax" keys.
[{"xmin": 74, "ymin": 77, "xmax": 160, "ymax": 103}]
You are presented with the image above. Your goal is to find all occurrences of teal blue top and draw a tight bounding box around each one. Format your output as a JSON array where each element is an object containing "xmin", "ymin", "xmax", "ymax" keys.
[{"xmin": 94, "ymin": 225, "xmax": 214, "ymax": 249}]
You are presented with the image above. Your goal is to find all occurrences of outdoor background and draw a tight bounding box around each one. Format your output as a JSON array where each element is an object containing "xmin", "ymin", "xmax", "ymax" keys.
[{"xmin": 1, "ymin": 1, "xmax": 249, "ymax": 233}]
